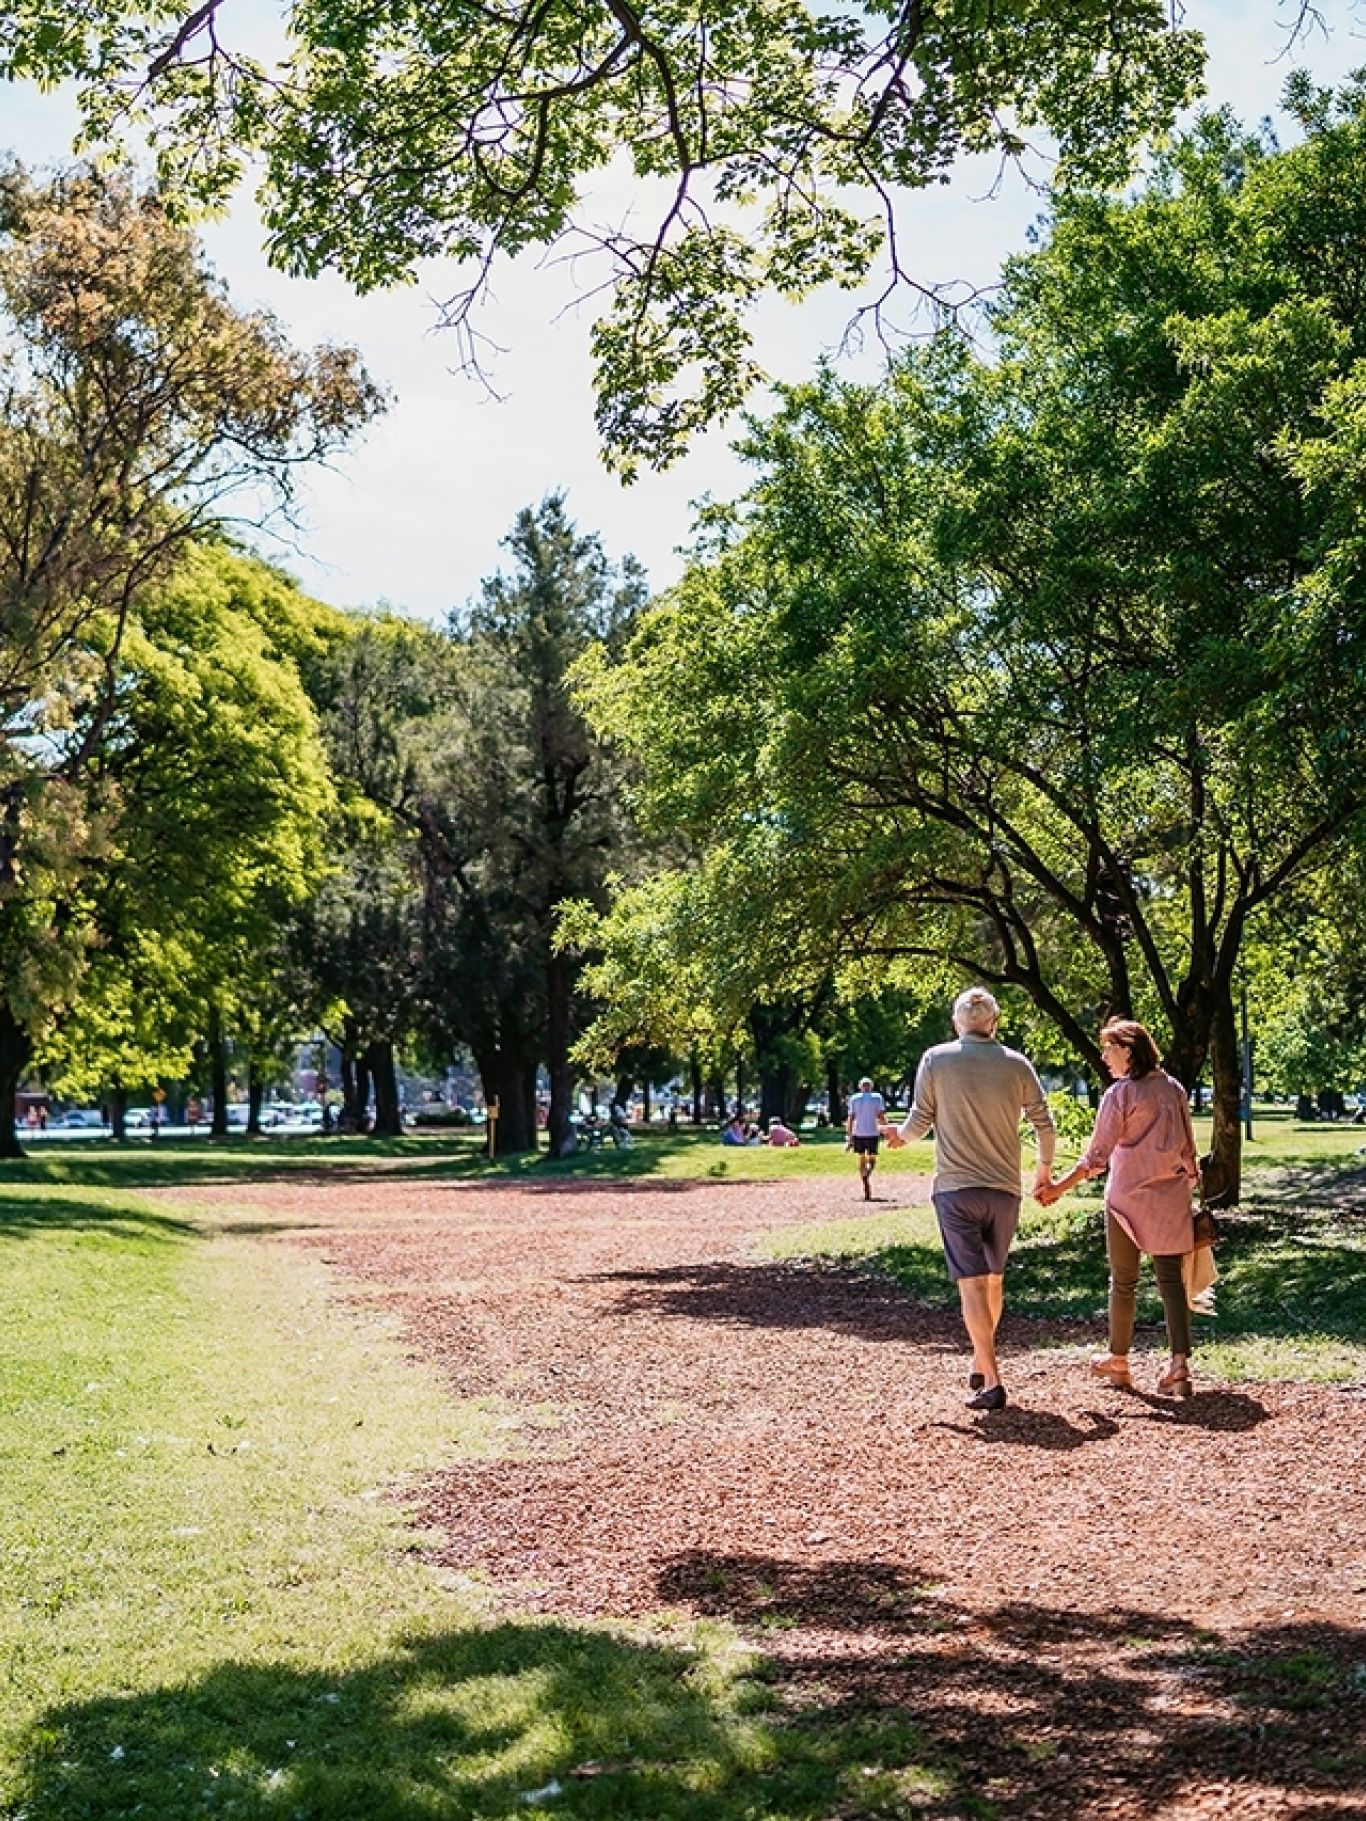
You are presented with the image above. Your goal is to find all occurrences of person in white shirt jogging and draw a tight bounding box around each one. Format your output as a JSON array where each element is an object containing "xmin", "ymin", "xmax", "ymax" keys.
[{"xmin": 845, "ymin": 1076, "xmax": 886, "ymax": 1201}]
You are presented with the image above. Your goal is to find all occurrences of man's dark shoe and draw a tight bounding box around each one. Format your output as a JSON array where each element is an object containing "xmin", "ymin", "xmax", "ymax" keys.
[{"xmin": 966, "ymin": 1384, "xmax": 1007, "ymax": 1411}]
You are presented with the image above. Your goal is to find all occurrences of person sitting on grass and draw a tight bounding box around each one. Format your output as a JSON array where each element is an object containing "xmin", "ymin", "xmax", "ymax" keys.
[
  {"xmin": 721, "ymin": 1111, "xmax": 758, "ymax": 1146},
  {"xmin": 766, "ymin": 1116, "xmax": 800, "ymax": 1147}
]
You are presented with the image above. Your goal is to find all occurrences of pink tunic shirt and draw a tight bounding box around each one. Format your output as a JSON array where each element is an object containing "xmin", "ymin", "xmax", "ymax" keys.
[{"xmin": 1077, "ymin": 1070, "xmax": 1200, "ymax": 1256}]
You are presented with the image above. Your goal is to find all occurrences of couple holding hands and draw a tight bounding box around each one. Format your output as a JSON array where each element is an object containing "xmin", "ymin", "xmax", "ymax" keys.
[{"xmin": 877, "ymin": 988, "xmax": 1200, "ymax": 1410}]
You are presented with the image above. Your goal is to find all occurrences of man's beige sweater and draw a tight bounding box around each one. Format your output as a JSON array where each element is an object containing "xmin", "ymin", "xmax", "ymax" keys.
[{"xmin": 899, "ymin": 1033, "xmax": 1056, "ymax": 1195}]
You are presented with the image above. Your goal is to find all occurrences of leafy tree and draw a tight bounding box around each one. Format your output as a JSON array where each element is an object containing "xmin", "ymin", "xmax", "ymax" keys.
[
  {"xmin": 1244, "ymin": 875, "xmax": 1366, "ymax": 1103},
  {"xmin": 297, "ymin": 832, "xmax": 428, "ymax": 1136},
  {"xmin": 0, "ymin": 167, "xmax": 378, "ymax": 1154},
  {"xmin": 303, "ymin": 614, "xmax": 447, "ymax": 1136},
  {"xmin": 565, "ymin": 829, "xmax": 953, "ymax": 1122},
  {"xmin": 415, "ymin": 496, "xmax": 646, "ymax": 1155},
  {"xmin": 577, "ymin": 85, "xmax": 1366, "ymax": 1202},
  {"xmin": 36, "ymin": 545, "xmax": 335, "ymax": 1136},
  {"xmin": 0, "ymin": 3, "xmax": 1206, "ymax": 472}
]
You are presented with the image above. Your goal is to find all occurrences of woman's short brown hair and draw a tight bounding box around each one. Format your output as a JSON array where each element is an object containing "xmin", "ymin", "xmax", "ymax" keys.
[{"xmin": 1099, "ymin": 1018, "xmax": 1160, "ymax": 1080}]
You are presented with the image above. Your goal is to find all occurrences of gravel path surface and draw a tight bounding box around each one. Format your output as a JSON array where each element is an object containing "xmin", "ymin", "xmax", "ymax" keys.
[{"xmin": 215, "ymin": 1171, "xmax": 1366, "ymax": 1818}]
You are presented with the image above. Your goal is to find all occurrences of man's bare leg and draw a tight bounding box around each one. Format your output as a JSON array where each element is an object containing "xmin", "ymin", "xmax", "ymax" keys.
[
  {"xmin": 859, "ymin": 1152, "xmax": 875, "ymax": 1199},
  {"xmin": 958, "ymin": 1273, "xmax": 1004, "ymax": 1388}
]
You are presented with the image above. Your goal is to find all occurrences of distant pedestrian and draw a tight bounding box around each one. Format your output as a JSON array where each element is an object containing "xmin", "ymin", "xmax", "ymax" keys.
[
  {"xmin": 895, "ymin": 988, "xmax": 1055, "ymax": 1411},
  {"xmin": 1040, "ymin": 1019, "xmax": 1201, "ymax": 1399},
  {"xmin": 845, "ymin": 1077, "xmax": 886, "ymax": 1201}
]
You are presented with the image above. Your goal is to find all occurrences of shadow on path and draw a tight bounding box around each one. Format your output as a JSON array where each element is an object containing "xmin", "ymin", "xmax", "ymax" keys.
[
  {"xmin": 653, "ymin": 1554, "xmax": 1366, "ymax": 1819},
  {"xmin": 927, "ymin": 1407, "xmax": 1123, "ymax": 1450},
  {"xmin": 596, "ymin": 1256, "xmax": 977, "ymax": 1350}
]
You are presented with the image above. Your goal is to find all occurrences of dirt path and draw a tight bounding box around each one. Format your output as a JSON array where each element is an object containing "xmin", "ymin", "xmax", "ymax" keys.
[{"xmin": 208, "ymin": 1172, "xmax": 1366, "ymax": 1818}]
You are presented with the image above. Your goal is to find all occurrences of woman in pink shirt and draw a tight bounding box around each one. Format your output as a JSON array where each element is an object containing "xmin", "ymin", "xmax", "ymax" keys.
[{"xmin": 1044, "ymin": 1019, "xmax": 1201, "ymax": 1398}]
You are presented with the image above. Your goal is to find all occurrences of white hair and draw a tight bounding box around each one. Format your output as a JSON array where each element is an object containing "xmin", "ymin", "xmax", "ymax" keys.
[
  {"xmin": 952, "ymin": 987, "xmax": 1000, "ymax": 1034},
  {"xmin": 857, "ymin": 1076, "xmax": 873, "ymax": 1090}
]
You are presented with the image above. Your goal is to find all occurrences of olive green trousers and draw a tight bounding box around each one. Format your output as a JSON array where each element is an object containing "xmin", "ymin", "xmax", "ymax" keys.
[{"xmin": 1106, "ymin": 1212, "xmax": 1192, "ymax": 1358}]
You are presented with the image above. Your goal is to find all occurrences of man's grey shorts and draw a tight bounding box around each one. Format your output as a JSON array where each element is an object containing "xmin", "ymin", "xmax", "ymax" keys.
[{"xmin": 933, "ymin": 1188, "xmax": 1022, "ymax": 1280}]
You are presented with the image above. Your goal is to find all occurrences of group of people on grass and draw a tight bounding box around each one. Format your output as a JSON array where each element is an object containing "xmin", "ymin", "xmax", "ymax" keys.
[
  {"xmin": 721, "ymin": 1111, "xmax": 801, "ymax": 1147},
  {"xmin": 847, "ymin": 988, "xmax": 1202, "ymax": 1412}
]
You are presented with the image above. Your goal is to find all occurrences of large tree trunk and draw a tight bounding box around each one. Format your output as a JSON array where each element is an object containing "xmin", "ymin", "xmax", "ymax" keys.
[
  {"xmin": 522, "ymin": 1063, "xmax": 539, "ymax": 1149},
  {"xmin": 690, "ymin": 1052, "xmax": 704, "ymax": 1126},
  {"xmin": 826, "ymin": 1056, "xmax": 845, "ymax": 1126},
  {"xmin": 546, "ymin": 944, "xmax": 577, "ymax": 1158},
  {"xmin": 207, "ymin": 1003, "xmax": 229, "ymax": 1139},
  {"xmin": 246, "ymin": 1062, "xmax": 265, "ymax": 1137},
  {"xmin": 757, "ymin": 1062, "xmax": 792, "ymax": 1126},
  {"xmin": 477, "ymin": 1047, "xmax": 538, "ymax": 1155},
  {"xmin": 337, "ymin": 1050, "xmax": 357, "ymax": 1129},
  {"xmin": 1202, "ymin": 985, "xmax": 1243, "ymax": 1207},
  {"xmin": 368, "ymin": 1039, "xmax": 403, "ymax": 1137},
  {"xmin": 1164, "ymin": 972, "xmax": 1241, "ymax": 1208},
  {"xmin": 353, "ymin": 1051, "xmax": 373, "ymax": 1134},
  {"xmin": 107, "ymin": 1084, "xmax": 128, "ymax": 1143},
  {"xmin": 0, "ymin": 1003, "xmax": 32, "ymax": 1161}
]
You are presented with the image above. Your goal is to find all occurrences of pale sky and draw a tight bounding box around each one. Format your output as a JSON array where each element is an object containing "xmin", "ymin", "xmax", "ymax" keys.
[{"xmin": 3, "ymin": 1, "xmax": 1364, "ymax": 619}]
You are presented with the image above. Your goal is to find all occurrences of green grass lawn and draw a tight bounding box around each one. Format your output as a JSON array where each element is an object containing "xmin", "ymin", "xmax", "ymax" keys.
[
  {"xmin": 0, "ymin": 1173, "xmax": 957, "ymax": 1820},
  {"xmin": 2, "ymin": 1121, "xmax": 936, "ymax": 1192}
]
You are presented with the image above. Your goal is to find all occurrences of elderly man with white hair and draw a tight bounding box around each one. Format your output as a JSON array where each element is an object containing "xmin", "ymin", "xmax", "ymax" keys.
[{"xmin": 896, "ymin": 987, "xmax": 1056, "ymax": 1411}]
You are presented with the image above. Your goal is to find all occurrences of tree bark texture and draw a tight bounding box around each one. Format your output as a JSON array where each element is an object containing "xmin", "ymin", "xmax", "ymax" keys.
[
  {"xmin": 477, "ymin": 1047, "xmax": 538, "ymax": 1155},
  {"xmin": 1201, "ymin": 984, "xmax": 1243, "ymax": 1208},
  {"xmin": 546, "ymin": 943, "xmax": 576, "ymax": 1159},
  {"xmin": 0, "ymin": 1003, "xmax": 32, "ymax": 1160},
  {"xmin": 826, "ymin": 1057, "xmax": 845, "ymax": 1126},
  {"xmin": 207, "ymin": 1002, "xmax": 229, "ymax": 1139},
  {"xmin": 368, "ymin": 1038, "xmax": 402, "ymax": 1137},
  {"xmin": 337, "ymin": 1050, "xmax": 355, "ymax": 1126}
]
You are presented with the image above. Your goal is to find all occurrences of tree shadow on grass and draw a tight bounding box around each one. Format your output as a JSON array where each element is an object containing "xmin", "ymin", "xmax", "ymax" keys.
[
  {"xmin": 7, "ymin": 1618, "xmax": 950, "ymax": 1821},
  {"xmin": 871, "ymin": 1200, "xmax": 1366, "ymax": 1351},
  {"xmin": 653, "ymin": 1552, "xmax": 1366, "ymax": 1818},
  {"xmin": 0, "ymin": 1187, "xmax": 197, "ymax": 1244},
  {"xmin": 1249, "ymin": 1157, "xmax": 1366, "ymax": 1212},
  {"xmin": 15, "ymin": 1599, "xmax": 1363, "ymax": 1821}
]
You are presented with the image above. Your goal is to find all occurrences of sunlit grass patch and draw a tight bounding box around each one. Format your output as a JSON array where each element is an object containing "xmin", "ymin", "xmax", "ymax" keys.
[
  {"xmin": 757, "ymin": 1162, "xmax": 1366, "ymax": 1384},
  {"xmin": 0, "ymin": 1179, "xmax": 967, "ymax": 1820}
]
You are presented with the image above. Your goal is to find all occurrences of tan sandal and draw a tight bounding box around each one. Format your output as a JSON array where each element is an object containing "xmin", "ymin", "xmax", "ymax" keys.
[
  {"xmin": 1157, "ymin": 1360, "xmax": 1193, "ymax": 1399},
  {"xmin": 1089, "ymin": 1353, "xmax": 1133, "ymax": 1388}
]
